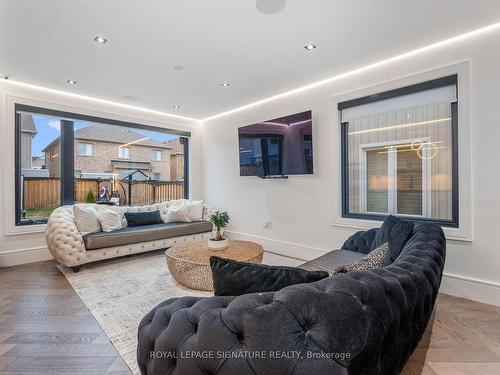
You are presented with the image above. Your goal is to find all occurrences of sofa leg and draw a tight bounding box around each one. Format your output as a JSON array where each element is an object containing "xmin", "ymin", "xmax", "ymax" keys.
[{"xmin": 71, "ymin": 266, "xmax": 81, "ymax": 273}]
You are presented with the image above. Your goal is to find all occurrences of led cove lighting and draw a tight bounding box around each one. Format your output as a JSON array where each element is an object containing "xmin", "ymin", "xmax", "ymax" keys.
[
  {"xmin": 67, "ymin": 80, "xmax": 77, "ymax": 85},
  {"xmin": 4, "ymin": 20, "xmax": 500, "ymax": 125},
  {"xmin": 94, "ymin": 36, "xmax": 108, "ymax": 44},
  {"xmin": 348, "ymin": 118, "xmax": 451, "ymax": 135},
  {"xmin": 304, "ymin": 44, "xmax": 317, "ymax": 50},
  {"xmin": 1, "ymin": 80, "xmax": 198, "ymax": 122},
  {"xmin": 202, "ymin": 20, "xmax": 500, "ymax": 122}
]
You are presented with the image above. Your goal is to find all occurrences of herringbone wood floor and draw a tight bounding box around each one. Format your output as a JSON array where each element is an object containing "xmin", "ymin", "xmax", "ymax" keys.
[
  {"xmin": 0, "ymin": 261, "xmax": 132, "ymax": 374},
  {"xmin": 0, "ymin": 261, "xmax": 499, "ymax": 374}
]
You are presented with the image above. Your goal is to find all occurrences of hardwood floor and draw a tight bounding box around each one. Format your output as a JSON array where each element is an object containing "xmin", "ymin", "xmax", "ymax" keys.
[
  {"xmin": 1, "ymin": 260, "xmax": 500, "ymax": 374},
  {"xmin": 0, "ymin": 261, "xmax": 132, "ymax": 374},
  {"xmin": 403, "ymin": 293, "xmax": 500, "ymax": 375}
]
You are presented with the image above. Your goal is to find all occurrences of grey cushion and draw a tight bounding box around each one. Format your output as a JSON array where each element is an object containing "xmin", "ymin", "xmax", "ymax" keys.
[
  {"xmin": 300, "ymin": 249, "xmax": 365, "ymax": 273},
  {"xmin": 83, "ymin": 221, "xmax": 213, "ymax": 250}
]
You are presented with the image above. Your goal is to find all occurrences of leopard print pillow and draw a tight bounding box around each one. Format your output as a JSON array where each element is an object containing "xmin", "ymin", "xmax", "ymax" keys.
[{"xmin": 333, "ymin": 242, "xmax": 391, "ymax": 274}]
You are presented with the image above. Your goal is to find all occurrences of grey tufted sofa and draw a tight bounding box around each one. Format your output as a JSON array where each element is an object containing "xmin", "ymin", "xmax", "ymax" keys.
[
  {"xmin": 137, "ymin": 223, "xmax": 445, "ymax": 375},
  {"xmin": 45, "ymin": 202, "xmax": 213, "ymax": 271}
]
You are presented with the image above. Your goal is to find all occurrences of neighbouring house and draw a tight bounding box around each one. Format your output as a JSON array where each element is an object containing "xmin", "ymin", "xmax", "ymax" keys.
[
  {"xmin": 20, "ymin": 113, "xmax": 37, "ymax": 169},
  {"xmin": 20, "ymin": 114, "xmax": 50, "ymax": 178},
  {"xmin": 31, "ymin": 156, "xmax": 45, "ymax": 169},
  {"xmin": 164, "ymin": 138, "xmax": 184, "ymax": 181},
  {"xmin": 43, "ymin": 124, "xmax": 178, "ymax": 181}
]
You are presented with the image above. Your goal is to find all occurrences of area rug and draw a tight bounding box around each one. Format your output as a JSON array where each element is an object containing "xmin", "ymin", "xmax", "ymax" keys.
[{"xmin": 58, "ymin": 250, "xmax": 300, "ymax": 374}]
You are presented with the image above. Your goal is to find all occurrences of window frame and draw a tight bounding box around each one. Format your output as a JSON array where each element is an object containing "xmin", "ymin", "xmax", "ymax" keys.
[
  {"xmin": 359, "ymin": 139, "xmax": 431, "ymax": 218},
  {"xmin": 117, "ymin": 146, "xmax": 130, "ymax": 159},
  {"xmin": 78, "ymin": 142, "xmax": 94, "ymax": 156},
  {"xmin": 14, "ymin": 103, "xmax": 191, "ymax": 226},
  {"xmin": 339, "ymin": 75, "xmax": 459, "ymax": 228},
  {"xmin": 152, "ymin": 149, "xmax": 162, "ymax": 161}
]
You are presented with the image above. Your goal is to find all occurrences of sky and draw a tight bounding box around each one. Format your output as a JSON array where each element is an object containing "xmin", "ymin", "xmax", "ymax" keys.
[{"xmin": 30, "ymin": 115, "xmax": 179, "ymax": 157}]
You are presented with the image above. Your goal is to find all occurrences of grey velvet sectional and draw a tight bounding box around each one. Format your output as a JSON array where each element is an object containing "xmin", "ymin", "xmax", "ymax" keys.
[{"xmin": 137, "ymin": 222, "xmax": 446, "ymax": 375}]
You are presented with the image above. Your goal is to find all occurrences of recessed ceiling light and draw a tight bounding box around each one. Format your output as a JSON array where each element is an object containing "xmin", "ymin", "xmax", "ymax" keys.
[
  {"xmin": 304, "ymin": 44, "xmax": 317, "ymax": 51},
  {"xmin": 123, "ymin": 95, "xmax": 138, "ymax": 101},
  {"xmin": 256, "ymin": 0, "xmax": 286, "ymax": 15},
  {"xmin": 220, "ymin": 82, "xmax": 230, "ymax": 87},
  {"xmin": 172, "ymin": 105, "xmax": 180, "ymax": 109},
  {"xmin": 67, "ymin": 80, "xmax": 77, "ymax": 85},
  {"xmin": 94, "ymin": 36, "xmax": 108, "ymax": 44},
  {"xmin": 0, "ymin": 74, "xmax": 8, "ymax": 80}
]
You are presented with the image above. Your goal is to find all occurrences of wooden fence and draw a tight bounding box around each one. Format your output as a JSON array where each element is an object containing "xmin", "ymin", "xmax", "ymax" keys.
[{"xmin": 23, "ymin": 177, "xmax": 185, "ymax": 209}]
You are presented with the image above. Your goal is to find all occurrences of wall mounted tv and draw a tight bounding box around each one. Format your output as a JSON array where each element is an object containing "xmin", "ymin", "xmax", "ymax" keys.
[{"xmin": 238, "ymin": 110, "xmax": 313, "ymax": 177}]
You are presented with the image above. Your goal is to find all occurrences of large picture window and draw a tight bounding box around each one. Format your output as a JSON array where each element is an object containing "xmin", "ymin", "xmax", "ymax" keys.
[
  {"xmin": 339, "ymin": 75, "xmax": 458, "ymax": 227},
  {"xmin": 15, "ymin": 104, "xmax": 190, "ymax": 225}
]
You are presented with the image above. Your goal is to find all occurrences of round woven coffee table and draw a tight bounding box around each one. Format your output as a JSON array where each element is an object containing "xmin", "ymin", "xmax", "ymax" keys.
[{"xmin": 165, "ymin": 240, "xmax": 264, "ymax": 291}]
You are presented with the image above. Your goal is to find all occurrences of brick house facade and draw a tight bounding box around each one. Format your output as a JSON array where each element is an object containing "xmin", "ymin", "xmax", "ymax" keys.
[
  {"xmin": 43, "ymin": 125, "xmax": 178, "ymax": 181},
  {"xmin": 164, "ymin": 138, "xmax": 184, "ymax": 181}
]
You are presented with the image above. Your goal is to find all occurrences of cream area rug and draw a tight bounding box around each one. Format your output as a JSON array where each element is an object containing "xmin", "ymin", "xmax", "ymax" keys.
[{"xmin": 58, "ymin": 250, "xmax": 302, "ymax": 375}]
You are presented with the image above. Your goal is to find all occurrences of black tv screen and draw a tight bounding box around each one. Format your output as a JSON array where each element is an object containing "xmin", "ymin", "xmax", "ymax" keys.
[{"xmin": 238, "ymin": 110, "xmax": 313, "ymax": 176}]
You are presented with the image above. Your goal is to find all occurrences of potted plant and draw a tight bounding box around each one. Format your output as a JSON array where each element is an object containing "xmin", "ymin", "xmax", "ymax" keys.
[{"xmin": 208, "ymin": 211, "xmax": 230, "ymax": 250}]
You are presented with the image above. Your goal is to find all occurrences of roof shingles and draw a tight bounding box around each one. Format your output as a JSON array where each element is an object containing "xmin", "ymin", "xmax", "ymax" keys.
[{"xmin": 74, "ymin": 125, "xmax": 173, "ymax": 149}]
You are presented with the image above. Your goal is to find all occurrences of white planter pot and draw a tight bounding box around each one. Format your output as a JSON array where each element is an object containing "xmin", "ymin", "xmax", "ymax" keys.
[{"xmin": 208, "ymin": 238, "xmax": 229, "ymax": 250}]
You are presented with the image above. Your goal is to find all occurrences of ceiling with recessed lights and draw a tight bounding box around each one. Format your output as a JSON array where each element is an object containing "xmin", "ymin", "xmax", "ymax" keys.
[{"xmin": 1, "ymin": 0, "xmax": 500, "ymax": 119}]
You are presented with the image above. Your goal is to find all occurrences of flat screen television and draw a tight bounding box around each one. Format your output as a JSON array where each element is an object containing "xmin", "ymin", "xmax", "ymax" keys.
[{"xmin": 238, "ymin": 110, "xmax": 313, "ymax": 177}]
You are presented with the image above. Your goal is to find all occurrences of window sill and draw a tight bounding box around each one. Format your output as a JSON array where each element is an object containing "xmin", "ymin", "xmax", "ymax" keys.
[
  {"xmin": 4, "ymin": 223, "xmax": 47, "ymax": 237},
  {"xmin": 331, "ymin": 217, "xmax": 472, "ymax": 242}
]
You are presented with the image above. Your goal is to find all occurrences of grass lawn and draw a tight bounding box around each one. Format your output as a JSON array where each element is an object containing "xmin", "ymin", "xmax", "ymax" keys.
[{"xmin": 25, "ymin": 206, "xmax": 57, "ymax": 218}]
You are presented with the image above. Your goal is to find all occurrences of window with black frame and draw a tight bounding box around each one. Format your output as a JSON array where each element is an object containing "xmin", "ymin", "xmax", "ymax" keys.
[
  {"xmin": 15, "ymin": 104, "xmax": 190, "ymax": 226},
  {"xmin": 339, "ymin": 75, "xmax": 459, "ymax": 227}
]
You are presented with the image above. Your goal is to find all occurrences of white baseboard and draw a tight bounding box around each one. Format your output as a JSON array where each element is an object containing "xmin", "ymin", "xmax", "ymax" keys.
[
  {"xmin": 225, "ymin": 230, "xmax": 326, "ymax": 261},
  {"xmin": 440, "ymin": 273, "xmax": 500, "ymax": 307},
  {"xmin": 226, "ymin": 230, "xmax": 500, "ymax": 307},
  {"xmin": 0, "ymin": 246, "xmax": 53, "ymax": 267}
]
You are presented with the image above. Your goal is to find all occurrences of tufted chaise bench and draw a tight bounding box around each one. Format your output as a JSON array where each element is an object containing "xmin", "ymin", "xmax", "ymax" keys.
[
  {"xmin": 137, "ymin": 223, "xmax": 445, "ymax": 375},
  {"xmin": 45, "ymin": 202, "xmax": 213, "ymax": 272}
]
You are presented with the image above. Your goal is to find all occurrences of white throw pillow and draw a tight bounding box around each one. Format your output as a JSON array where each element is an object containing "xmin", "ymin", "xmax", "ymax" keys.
[
  {"xmin": 96, "ymin": 205, "xmax": 128, "ymax": 227},
  {"xmin": 98, "ymin": 207, "xmax": 123, "ymax": 232},
  {"xmin": 168, "ymin": 199, "xmax": 186, "ymax": 208},
  {"xmin": 187, "ymin": 200, "xmax": 204, "ymax": 221},
  {"xmin": 158, "ymin": 201, "xmax": 170, "ymax": 222},
  {"xmin": 165, "ymin": 202, "xmax": 191, "ymax": 223},
  {"xmin": 73, "ymin": 205, "xmax": 101, "ymax": 235}
]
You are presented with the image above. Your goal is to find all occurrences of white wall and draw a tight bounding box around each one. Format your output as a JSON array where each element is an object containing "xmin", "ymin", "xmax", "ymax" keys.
[
  {"xmin": 0, "ymin": 81, "xmax": 202, "ymax": 266},
  {"xmin": 202, "ymin": 30, "xmax": 500, "ymax": 305}
]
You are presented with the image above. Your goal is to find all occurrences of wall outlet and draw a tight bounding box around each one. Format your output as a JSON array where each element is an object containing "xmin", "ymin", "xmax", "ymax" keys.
[{"xmin": 262, "ymin": 220, "xmax": 272, "ymax": 229}]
